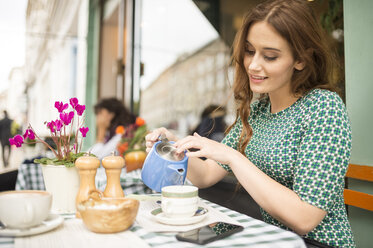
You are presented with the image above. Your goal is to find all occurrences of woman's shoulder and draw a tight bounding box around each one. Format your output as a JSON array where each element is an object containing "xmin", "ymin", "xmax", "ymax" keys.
[
  {"xmin": 304, "ymin": 88, "xmax": 343, "ymax": 103},
  {"xmin": 298, "ymin": 89, "xmax": 350, "ymax": 130},
  {"xmin": 300, "ymin": 88, "xmax": 346, "ymax": 112}
]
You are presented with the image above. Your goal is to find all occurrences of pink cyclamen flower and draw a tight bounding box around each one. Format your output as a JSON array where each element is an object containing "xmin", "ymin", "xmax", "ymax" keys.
[
  {"xmin": 70, "ymin": 98, "xmax": 79, "ymax": 109},
  {"xmin": 47, "ymin": 121, "xmax": 56, "ymax": 133},
  {"xmin": 55, "ymin": 119, "xmax": 63, "ymax": 132},
  {"xmin": 79, "ymin": 127, "xmax": 89, "ymax": 137},
  {"xmin": 23, "ymin": 129, "xmax": 35, "ymax": 140},
  {"xmin": 69, "ymin": 111, "xmax": 74, "ymax": 121},
  {"xmin": 75, "ymin": 104, "xmax": 85, "ymax": 116},
  {"xmin": 55, "ymin": 101, "xmax": 68, "ymax": 113},
  {"xmin": 60, "ymin": 111, "xmax": 74, "ymax": 125},
  {"xmin": 9, "ymin": 135, "xmax": 24, "ymax": 147}
]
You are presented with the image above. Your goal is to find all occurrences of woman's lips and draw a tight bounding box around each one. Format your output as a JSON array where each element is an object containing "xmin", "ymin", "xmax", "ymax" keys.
[{"xmin": 249, "ymin": 75, "xmax": 267, "ymax": 83}]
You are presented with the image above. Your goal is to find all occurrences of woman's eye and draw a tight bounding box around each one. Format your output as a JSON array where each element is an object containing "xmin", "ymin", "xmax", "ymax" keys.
[
  {"xmin": 245, "ymin": 49, "xmax": 255, "ymax": 56},
  {"xmin": 264, "ymin": 56, "xmax": 277, "ymax": 61}
]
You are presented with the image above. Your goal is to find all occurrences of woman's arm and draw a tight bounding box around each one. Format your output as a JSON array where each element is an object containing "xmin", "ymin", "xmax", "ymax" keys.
[
  {"xmin": 176, "ymin": 134, "xmax": 326, "ymax": 235},
  {"xmin": 185, "ymin": 157, "xmax": 228, "ymax": 188},
  {"xmin": 96, "ymin": 126, "xmax": 106, "ymax": 143},
  {"xmin": 228, "ymin": 151, "xmax": 326, "ymax": 235},
  {"xmin": 95, "ymin": 109, "xmax": 113, "ymax": 143}
]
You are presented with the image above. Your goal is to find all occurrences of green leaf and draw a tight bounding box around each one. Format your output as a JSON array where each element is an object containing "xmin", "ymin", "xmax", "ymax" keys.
[
  {"xmin": 129, "ymin": 125, "xmax": 147, "ymax": 149},
  {"xmin": 34, "ymin": 158, "xmax": 51, "ymax": 165},
  {"xmin": 33, "ymin": 152, "xmax": 97, "ymax": 167}
]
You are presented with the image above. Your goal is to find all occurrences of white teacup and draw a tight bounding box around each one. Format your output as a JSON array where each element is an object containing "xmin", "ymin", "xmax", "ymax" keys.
[
  {"xmin": 161, "ymin": 185, "xmax": 198, "ymax": 218},
  {"xmin": 0, "ymin": 190, "xmax": 52, "ymax": 229}
]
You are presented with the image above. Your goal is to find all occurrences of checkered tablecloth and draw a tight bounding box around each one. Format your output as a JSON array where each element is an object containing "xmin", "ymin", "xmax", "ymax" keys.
[
  {"xmin": 15, "ymin": 163, "xmax": 153, "ymax": 195},
  {"xmin": 15, "ymin": 162, "xmax": 46, "ymax": 191},
  {"xmin": 0, "ymin": 198, "xmax": 305, "ymax": 248},
  {"xmin": 129, "ymin": 199, "xmax": 305, "ymax": 248}
]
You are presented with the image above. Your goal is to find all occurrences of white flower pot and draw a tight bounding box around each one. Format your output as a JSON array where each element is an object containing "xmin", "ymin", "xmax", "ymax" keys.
[{"xmin": 41, "ymin": 164, "xmax": 80, "ymax": 214}]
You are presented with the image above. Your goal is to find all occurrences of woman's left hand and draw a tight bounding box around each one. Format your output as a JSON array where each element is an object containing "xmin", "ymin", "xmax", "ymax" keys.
[{"xmin": 174, "ymin": 133, "xmax": 239, "ymax": 166}]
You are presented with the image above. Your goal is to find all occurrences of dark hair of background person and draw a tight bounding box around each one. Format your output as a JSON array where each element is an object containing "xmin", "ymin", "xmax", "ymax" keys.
[
  {"xmin": 228, "ymin": 0, "xmax": 340, "ymax": 154},
  {"xmin": 94, "ymin": 98, "xmax": 137, "ymax": 141},
  {"xmin": 191, "ymin": 104, "xmax": 226, "ymax": 142}
]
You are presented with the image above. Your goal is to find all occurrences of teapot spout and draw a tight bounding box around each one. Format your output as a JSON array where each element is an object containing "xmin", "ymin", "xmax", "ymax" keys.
[{"xmin": 165, "ymin": 164, "xmax": 187, "ymax": 186}]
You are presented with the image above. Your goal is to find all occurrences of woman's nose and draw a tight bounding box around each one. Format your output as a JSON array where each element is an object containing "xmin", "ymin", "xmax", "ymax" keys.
[{"xmin": 248, "ymin": 55, "xmax": 262, "ymax": 72}]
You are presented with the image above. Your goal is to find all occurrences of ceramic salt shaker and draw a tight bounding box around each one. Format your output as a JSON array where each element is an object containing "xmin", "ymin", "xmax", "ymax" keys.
[
  {"xmin": 102, "ymin": 152, "xmax": 125, "ymax": 198},
  {"xmin": 75, "ymin": 153, "xmax": 100, "ymax": 218}
]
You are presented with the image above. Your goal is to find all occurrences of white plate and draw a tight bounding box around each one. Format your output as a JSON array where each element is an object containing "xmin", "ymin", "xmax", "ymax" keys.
[
  {"xmin": 0, "ymin": 214, "xmax": 64, "ymax": 237},
  {"xmin": 151, "ymin": 207, "xmax": 208, "ymax": 226}
]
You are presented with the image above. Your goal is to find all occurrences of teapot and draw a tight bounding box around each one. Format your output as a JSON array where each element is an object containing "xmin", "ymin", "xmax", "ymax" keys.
[{"xmin": 141, "ymin": 136, "xmax": 188, "ymax": 192}]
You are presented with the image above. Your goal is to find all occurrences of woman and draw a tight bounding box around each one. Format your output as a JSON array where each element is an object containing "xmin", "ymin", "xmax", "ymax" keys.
[
  {"xmin": 146, "ymin": 0, "xmax": 354, "ymax": 247},
  {"xmin": 91, "ymin": 98, "xmax": 136, "ymax": 159}
]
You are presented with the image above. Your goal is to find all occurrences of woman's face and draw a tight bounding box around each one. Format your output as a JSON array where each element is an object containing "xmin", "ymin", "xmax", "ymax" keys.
[
  {"xmin": 96, "ymin": 108, "xmax": 114, "ymax": 128},
  {"xmin": 243, "ymin": 21, "xmax": 304, "ymax": 97}
]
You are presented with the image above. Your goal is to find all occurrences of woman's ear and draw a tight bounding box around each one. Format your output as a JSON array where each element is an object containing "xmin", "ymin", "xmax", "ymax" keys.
[
  {"xmin": 295, "ymin": 48, "xmax": 312, "ymax": 71},
  {"xmin": 294, "ymin": 60, "xmax": 305, "ymax": 71}
]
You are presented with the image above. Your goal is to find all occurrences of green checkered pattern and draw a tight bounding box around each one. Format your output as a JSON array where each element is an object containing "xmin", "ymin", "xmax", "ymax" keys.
[
  {"xmin": 129, "ymin": 199, "xmax": 305, "ymax": 247},
  {"xmin": 211, "ymin": 222, "xmax": 237, "ymax": 235},
  {"xmin": 220, "ymin": 89, "xmax": 355, "ymax": 247}
]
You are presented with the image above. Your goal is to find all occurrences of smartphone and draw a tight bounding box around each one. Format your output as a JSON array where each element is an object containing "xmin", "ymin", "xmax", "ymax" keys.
[{"xmin": 175, "ymin": 222, "xmax": 243, "ymax": 245}]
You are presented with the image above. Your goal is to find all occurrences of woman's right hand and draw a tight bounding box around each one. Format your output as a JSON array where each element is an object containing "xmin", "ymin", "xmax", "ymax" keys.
[{"xmin": 145, "ymin": 127, "xmax": 178, "ymax": 153}]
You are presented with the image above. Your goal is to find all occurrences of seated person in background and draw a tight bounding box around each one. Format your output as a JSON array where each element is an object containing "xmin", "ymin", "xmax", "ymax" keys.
[
  {"xmin": 90, "ymin": 98, "xmax": 136, "ymax": 159},
  {"xmin": 191, "ymin": 105, "xmax": 226, "ymax": 142}
]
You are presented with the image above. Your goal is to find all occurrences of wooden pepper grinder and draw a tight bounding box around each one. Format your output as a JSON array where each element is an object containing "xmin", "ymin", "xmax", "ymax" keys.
[
  {"xmin": 102, "ymin": 152, "xmax": 125, "ymax": 198},
  {"xmin": 75, "ymin": 153, "xmax": 100, "ymax": 218}
]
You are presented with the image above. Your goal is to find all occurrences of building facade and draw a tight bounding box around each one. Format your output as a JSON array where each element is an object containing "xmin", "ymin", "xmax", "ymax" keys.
[
  {"xmin": 25, "ymin": 0, "xmax": 88, "ymax": 135},
  {"xmin": 140, "ymin": 38, "xmax": 234, "ymax": 137}
]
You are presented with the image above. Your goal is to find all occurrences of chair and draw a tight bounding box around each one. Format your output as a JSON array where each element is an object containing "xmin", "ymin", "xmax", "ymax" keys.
[
  {"xmin": 199, "ymin": 174, "xmax": 263, "ymax": 221},
  {"xmin": 344, "ymin": 164, "xmax": 373, "ymax": 212},
  {"xmin": 15, "ymin": 157, "xmax": 46, "ymax": 190},
  {"xmin": 0, "ymin": 168, "xmax": 18, "ymax": 192}
]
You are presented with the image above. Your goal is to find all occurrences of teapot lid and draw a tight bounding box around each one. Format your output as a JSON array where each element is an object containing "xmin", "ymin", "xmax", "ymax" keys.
[{"xmin": 156, "ymin": 135, "xmax": 185, "ymax": 161}]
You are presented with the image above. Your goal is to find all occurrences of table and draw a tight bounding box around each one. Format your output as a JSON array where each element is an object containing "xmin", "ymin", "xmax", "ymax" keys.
[
  {"xmin": 13, "ymin": 163, "xmax": 306, "ymax": 247},
  {"xmin": 0, "ymin": 197, "xmax": 306, "ymax": 248}
]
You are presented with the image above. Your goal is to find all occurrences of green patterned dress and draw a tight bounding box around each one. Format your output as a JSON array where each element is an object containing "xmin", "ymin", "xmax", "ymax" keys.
[{"xmin": 219, "ymin": 89, "xmax": 355, "ymax": 247}]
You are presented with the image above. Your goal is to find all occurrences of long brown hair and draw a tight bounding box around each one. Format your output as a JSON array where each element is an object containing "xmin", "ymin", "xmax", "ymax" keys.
[{"xmin": 228, "ymin": 0, "xmax": 339, "ymax": 154}]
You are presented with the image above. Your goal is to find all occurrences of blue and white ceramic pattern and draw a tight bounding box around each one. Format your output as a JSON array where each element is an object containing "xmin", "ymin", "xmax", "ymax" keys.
[{"xmin": 141, "ymin": 141, "xmax": 188, "ymax": 192}]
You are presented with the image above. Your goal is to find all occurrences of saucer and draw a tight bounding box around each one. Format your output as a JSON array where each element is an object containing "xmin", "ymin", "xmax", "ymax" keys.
[
  {"xmin": 0, "ymin": 214, "xmax": 64, "ymax": 237},
  {"xmin": 151, "ymin": 207, "xmax": 208, "ymax": 226}
]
